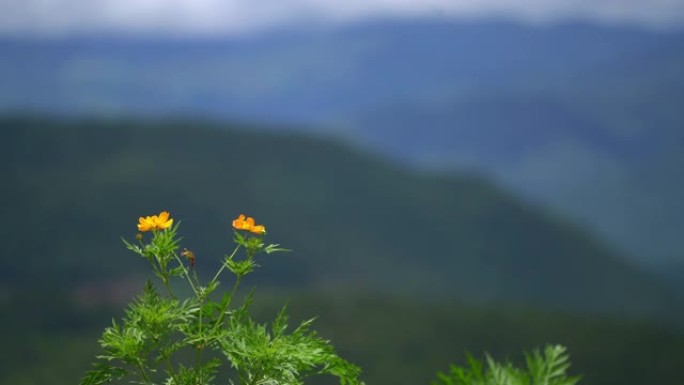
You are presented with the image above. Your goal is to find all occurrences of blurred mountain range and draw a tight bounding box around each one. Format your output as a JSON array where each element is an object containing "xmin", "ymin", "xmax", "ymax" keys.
[
  {"xmin": 1, "ymin": 116, "xmax": 680, "ymax": 321},
  {"xmin": 1, "ymin": 18, "xmax": 683, "ymax": 271}
]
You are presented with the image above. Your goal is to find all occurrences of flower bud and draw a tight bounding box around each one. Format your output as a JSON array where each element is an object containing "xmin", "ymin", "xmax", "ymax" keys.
[{"xmin": 181, "ymin": 248, "xmax": 196, "ymax": 268}]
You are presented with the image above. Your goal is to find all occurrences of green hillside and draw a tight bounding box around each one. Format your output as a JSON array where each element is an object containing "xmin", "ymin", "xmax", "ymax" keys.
[
  {"xmin": 0, "ymin": 115, "xmax": 677, "ymax": 319},
  {"xmin": 1, "ymin": 22, "xmax": 682, "ymax": 269},
  {"xmin": 347, "ymin": 36, "xmax": 684, "ymax": 269}
]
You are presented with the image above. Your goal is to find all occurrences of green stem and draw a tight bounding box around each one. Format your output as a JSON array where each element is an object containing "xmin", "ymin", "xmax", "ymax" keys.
[
  {"xmin": 214, "ymin": 274, "xmax": 243, "ymax": 330},
  {"xmin": 210, "ymin": 245, "xmax": 241, "ymax": 287},
  {"xmin": 173, "ymin": 253, "xmax": 198, "ymax": 296},
  {"xmin": 193, "ymin": 296, "xmax": 205, "ymax": 375},
  {"xmin": 192, "ymin": 268, "xmax": 202, "ymax": 292},
  {"xmin": 247, "ymin": 367, "xmax": 263, "ymax": 385},
  {"xmin": 135, "ymin": 360, "xmax": 153, "ymax": 384},
  {"xmin": 161, "ymin": 274, "xmax": 176, "ymax": 299},
  {"xmin": 164, "ymin": 357, "xmax": 178, "ymax": 384},
  {"xmin": 237, "ymin": 370, "xmax": 247, "ymax": 385}
]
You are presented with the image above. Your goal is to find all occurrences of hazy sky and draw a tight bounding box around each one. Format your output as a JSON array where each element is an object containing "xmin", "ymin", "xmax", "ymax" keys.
[{"xmin": 1, "ymin": 0, "xmax": 683, "ymax": 36}]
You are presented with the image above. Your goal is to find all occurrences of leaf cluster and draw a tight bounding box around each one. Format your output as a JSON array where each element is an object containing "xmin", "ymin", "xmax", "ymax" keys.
[
  {"xmin": 221, "ymin": 307, "xmax": 360, "ymax": 385},
  {"xmin": 433, "ymin": 345, "xmax": 580, "ymax": 385}
]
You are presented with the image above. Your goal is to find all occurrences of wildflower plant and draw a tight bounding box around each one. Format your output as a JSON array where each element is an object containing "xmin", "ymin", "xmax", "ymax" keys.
[{"xmin": 81, "ymin": 212, "xmax": 361, "ymax": 385}]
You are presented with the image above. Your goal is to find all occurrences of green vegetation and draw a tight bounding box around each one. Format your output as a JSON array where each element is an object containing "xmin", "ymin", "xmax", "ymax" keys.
[
  {"xmin": 433, "ymin": 345, "xmax": 579, "ymax": 385},
  {"xmin": 82, "ymin": 216, "xmax": 359, "ymax": 385},
  {"xmin": 4, "ymin": 288, "xmax": 684, "ymax": 385},
  {"xmin": 1, "ymin": 116, "xmax": 683, "ymax": 385}
]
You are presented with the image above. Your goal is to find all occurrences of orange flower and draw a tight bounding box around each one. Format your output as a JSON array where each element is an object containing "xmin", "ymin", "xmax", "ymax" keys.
[
  {"xmin": 137, "ymin": 211, "xmax": 174, "ymax": 232},
  {"xmin": 232, "ymin": 214, "xmax": 266, "ymax": 234}
]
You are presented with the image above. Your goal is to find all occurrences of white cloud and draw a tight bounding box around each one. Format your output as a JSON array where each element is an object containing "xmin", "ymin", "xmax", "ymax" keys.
[{"xmin": 0, "ymin": 0, "xmax": 682, "ymax": 36}]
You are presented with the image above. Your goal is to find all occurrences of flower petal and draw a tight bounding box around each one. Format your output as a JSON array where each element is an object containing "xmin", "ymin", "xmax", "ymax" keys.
[
  {"xmin": 138, "ymin": 215, "xmax": 157, "ymax": 232},
  {"xmin": 159, "ymin": 218, "xmax": 173, "ymax": 230},
  {"xmin": 158, "ymin": 211, "xmax": 170, "ymax": 222},
  {"xmin": 138, "ymin": 222, "xmax": 153, "ymax": 232},
  {"xmin": 232, "ymin": 214, "xmax": 250, "ymax": 230}
]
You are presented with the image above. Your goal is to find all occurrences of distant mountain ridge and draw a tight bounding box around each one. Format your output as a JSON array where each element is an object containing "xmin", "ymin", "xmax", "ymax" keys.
[
  {"xmin": 0, "ymin": 116, "xmax": 680, "ymax": 322},
  {"xmin": 1, "ymin": 18, "xmax": 683, "ymax": 269},
  {"xmin": 0, "ymin": 19, "xmax": 678, "ymax": 121}
]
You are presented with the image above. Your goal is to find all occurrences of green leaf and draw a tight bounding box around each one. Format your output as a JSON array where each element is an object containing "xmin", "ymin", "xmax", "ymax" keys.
[
  {"xmin": 264, "ymin": 243, "xmax": 292, "ymax": 254},
  {"xmin": 80, "ymin": 363, "xmax": 127, "ymax": 385}
]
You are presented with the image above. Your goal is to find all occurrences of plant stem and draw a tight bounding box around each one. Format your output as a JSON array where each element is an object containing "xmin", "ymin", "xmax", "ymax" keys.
[
  {"xmin": 162, "ymin": 275, "xmax": 176, "ymax": 299},
  {"xmin": 164, "ymin": 357, "xmax": 179, "ymax": 384},
  {"xmin": 135, "ymin": 360, "xmax": 153, "ymax": 384},
  {"xmin": 193, "ymin": 296, "xmax": 205, "ymax": 375},
  {"xmin": 214, "ymin": 275, "xmax": 243, "ymax": 330},
  {"xmin": 247, "ymin": 367, "xmax": 263, "ymax": 385},
  {"xmin": 210, "ymin": 245, "xmax": 241, "ymax": 286},
  {"xmin": 173, "ymin": 253, "xmax": 198, "ymax": 296}
]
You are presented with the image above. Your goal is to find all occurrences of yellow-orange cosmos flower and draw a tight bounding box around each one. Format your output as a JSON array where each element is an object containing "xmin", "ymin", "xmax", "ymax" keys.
[
  {"xmin": 137, "ymin": 211, "xmax": 174, "ymax": 232},
  {"xmin": 232, "ymin": 214, "xmax": 266, "ymax": 235}
]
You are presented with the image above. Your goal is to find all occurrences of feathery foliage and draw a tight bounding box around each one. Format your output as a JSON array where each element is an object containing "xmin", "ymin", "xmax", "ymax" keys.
[
  {"xmin": 81, "ymin": 212, "xmax": 361, "ymax": 385},
  {"xmin": 433, "ymin": 345, "xmax": 580, "ymax": 385}
]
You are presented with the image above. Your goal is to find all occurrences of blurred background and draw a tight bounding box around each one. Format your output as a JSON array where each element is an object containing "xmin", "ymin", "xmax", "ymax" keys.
[{"xmin": 1, "ymin": 1, "xmax": 684, "ymax": 384}]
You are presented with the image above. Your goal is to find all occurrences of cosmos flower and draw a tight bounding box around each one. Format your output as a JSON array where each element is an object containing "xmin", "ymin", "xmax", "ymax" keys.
[
  {"xmin": 232, "ymin": 214, "xmax": 266, "ymax": 235},
  {"xmin": 137, "ymin": 211, "xmax": 174, "ymax": 232}
]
